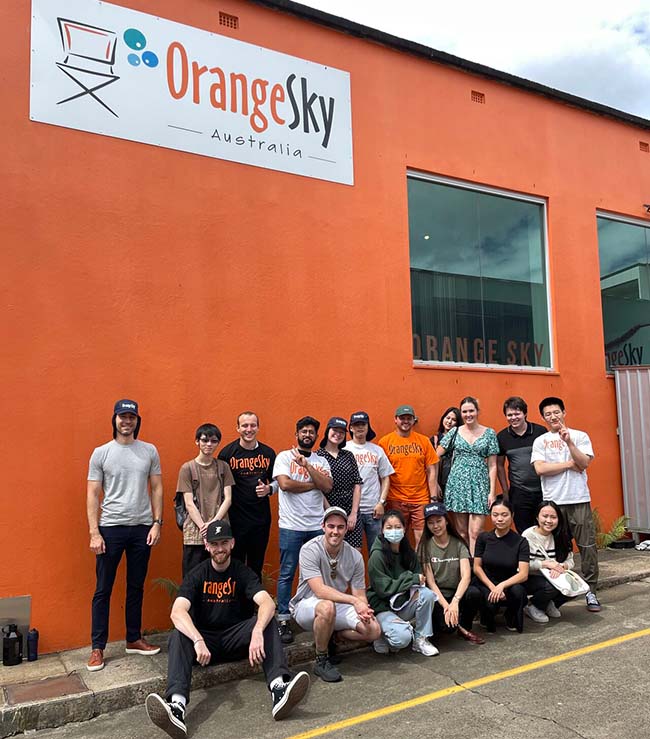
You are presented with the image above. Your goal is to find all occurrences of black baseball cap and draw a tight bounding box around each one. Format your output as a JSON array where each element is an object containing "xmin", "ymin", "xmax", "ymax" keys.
[
  {"xmin": 423, "ymin": 502, "xmax": 448, "ymax": 519},
  {"xmin": 205, "ymin": 520, "xmax": 233, "ymax": 542},
  {"xmin": 320, "ymin": 417, "xmax": 348, "ymax": 448},
  {"xmin": 114, "ymin": 399, "xmax": 139, "ymax": 416},
  {"xmin": 348, "ymin": 411, "xmax": 376, "ymax": 441}
]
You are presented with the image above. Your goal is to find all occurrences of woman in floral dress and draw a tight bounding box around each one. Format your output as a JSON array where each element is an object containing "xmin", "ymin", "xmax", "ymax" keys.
[{"xmin": 436, "ymin": 397, "xmax": 499, "ymax": 555}]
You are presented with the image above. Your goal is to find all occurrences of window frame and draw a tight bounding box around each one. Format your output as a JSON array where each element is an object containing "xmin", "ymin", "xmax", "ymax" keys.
[
  {"xmin": 596, "ymin": 209, "xmax": 650, "ymax": 374},
  {"xmin": 407, "ymin": 170, "xmax": 554, "ymax": 372}
]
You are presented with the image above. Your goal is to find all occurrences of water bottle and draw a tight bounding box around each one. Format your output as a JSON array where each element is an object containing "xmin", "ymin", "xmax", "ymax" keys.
[
  {"xmin": 27, "ymin": 629, "xmax": 39, "ymax": 661},
  {"xmin": 2, "ymin": 624, "xmax": 23, "ymax": 666}
]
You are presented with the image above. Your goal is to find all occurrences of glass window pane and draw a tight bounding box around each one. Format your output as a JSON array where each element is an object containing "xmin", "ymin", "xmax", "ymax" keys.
[
  {"xmin": 408, "ymin": 177, "xmax": 550, "ymax": 368},
  {"xmin": 597, "ymin": 216, "xmax": 650, "ymax": 371}
]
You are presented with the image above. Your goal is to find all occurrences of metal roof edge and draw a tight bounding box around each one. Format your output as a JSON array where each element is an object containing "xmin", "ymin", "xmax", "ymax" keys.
[{"xmin": 249, "ymin": 0, "xmax": 650, "ymax": 131}]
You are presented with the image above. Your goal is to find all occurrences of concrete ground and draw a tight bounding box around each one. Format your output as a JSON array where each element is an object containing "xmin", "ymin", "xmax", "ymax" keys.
[{"xmin": 6, "ymin": 550, "xmax": 650, "ymax": 739}]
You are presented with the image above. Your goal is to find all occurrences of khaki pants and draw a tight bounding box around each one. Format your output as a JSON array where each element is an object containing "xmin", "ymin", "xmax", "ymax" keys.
[{"xmin": 560, "ymin": 502, "xmax": 599, "ymax": 592}]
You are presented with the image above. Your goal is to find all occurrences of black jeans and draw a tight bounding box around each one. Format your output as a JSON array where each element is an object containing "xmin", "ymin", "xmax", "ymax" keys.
[
  {"xmin": 475, "ymin": 582, "xmax": 528, "ymax": 633},
  {"xmin": 91, "ymin": 525, "xmax": 151, "ymax": 649},
  {"xmin": 509, "ymin": 487, "xmax": 543, "ymax": 534},
  {"xmin": 166, "ymin": 617, "xmax": 289, "ymax": 704},
  {"xmin": 432, "ymin": 586, "xmax": 482, "ymax": 634},
  {"xmin": 525, "ymin": 574, "xmax": 569, "ymax": 610},
  {"xmin": 231, "ymin": 521, "xmax": 271, "ymax": 580}
]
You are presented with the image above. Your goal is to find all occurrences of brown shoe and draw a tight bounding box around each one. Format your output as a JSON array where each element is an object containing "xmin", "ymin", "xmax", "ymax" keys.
[
  {"xmin": 87, "ymin": 648, "xmax": 105, "ymax": 671},
  {"xmin": 457, "ymin": 628, "xmax": 485, "ymax": 645},
  {"xmin": 125, "ymin": 638, "xmax": 161, "ymax": 655}
]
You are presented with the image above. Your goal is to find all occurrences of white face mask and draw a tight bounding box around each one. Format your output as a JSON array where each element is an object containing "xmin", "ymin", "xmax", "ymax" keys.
[{"xmin": 384, "ymin": 528, "xmax": 404, "ymax": 544}]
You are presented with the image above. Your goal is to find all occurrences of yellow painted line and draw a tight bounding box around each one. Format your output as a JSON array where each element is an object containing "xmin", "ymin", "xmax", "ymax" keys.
[{"xmin": 285, "ymin": 627, "xmax": 650, "ymax": 739}]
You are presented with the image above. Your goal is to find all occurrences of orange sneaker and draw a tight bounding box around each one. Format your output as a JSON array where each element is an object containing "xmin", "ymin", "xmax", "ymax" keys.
[
  {"xmin": 87, "ymin": 648, "xmax": 105, "ymax": 671},
  {"xmin": 125, "ymin": 638, "xmax": 161, "ymax": 655}
]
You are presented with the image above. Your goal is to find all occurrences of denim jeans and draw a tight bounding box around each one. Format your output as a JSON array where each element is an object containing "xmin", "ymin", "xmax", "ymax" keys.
[
  {"xmin": 359, "ymin": 512, "xmax": 381, "ymax": 550},
  {"xmin": 276, "ymin": 527, "xmax": 321, "ymax": 619},
  {"xmin": 376, "ymin": 587, "xmax": 435, "ymax": 649}
]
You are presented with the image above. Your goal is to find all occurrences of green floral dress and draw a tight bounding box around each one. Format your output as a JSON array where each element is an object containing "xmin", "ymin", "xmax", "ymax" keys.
[{"xmin": 440, "ymin": 427, "xmax": 499, "ymax": 515}]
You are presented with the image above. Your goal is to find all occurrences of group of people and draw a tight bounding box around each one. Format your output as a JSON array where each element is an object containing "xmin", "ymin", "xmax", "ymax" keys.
[{"xmin": 84, "ymin": 394, "xmax": 602, "ymax": 738}]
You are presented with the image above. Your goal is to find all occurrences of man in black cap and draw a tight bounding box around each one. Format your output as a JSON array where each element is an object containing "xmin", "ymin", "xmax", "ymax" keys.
[
  {"xmin": 345, "ymin": 411, "xmax": 395, "ymax": 550},
  {"xmin": 86, "ymin": 399, "xmax": 163, "ymax": 672},
  {"xmin": 145, "ymin": 520, "xmax": 310, "ymax": 737}
]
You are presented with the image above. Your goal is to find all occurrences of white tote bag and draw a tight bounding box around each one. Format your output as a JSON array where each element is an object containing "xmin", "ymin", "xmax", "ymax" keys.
[{"xmin": 540, "ymin": 568, "xmax": 590, "ymax": 598}]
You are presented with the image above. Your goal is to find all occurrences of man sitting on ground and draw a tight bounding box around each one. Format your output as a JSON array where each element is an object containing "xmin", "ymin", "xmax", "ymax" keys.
[
  {"xmin": 145, "ymin": 520, "xmax": 309, "ymax": 738},
  {"xmin": 289, "ymin": 507, "xmax": 381, "ymax": 683}
]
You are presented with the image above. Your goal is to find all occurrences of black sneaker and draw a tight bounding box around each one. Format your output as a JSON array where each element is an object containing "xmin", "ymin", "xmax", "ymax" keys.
[
  {"xmin": 145, "ymin": 693, "xmax": 186, "ymax": 739},
  {"xmin": 278, "ymin": 621, "xmax": 294, "ymax": 644},
  {"xmin": 313, "ymin": 655, "xmax": 342, "ymax": 683},
  {"xmin": 271, "ymin": 671, "xmax": 310, "ymax": 720},
  {"xmin": 586, "ymin": 592, "xmax": 602, "ymax": 612},
  {"xmin": 327, "ymin": 635, "xmax": 342, "ymax": 665}
]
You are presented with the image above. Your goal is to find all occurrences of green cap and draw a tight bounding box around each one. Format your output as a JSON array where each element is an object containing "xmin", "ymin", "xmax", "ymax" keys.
[{"xmin": 395, "ymin": 404, "xmax": 416, "ymax": 417}]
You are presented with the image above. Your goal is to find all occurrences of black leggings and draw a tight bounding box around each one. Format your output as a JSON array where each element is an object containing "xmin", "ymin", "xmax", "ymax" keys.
[{"xmin": 475, "ymin": 582, "xmax": 527, "ymax": 633}]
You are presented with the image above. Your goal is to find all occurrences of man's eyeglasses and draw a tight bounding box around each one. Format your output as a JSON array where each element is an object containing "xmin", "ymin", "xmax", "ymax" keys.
[
  {"xmin": 543, "ymin": 411, "xmax": 563, "ymax": 419},
  {"xmin": 199, "ymin": 437, "xmax": 220, "ymax": 444},
  {"xmin": 328, "ymin": 558, "xmax": 338, "ymax": 579}
]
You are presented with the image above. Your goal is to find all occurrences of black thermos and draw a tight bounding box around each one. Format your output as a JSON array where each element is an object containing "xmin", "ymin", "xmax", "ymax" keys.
[
  {"xmin": 2, "ymin": 624, "xmax": 23, "ymax": 666},
  {"xmin": 27, "ymin": 628, "xmax": 39, "ymax": 661}
]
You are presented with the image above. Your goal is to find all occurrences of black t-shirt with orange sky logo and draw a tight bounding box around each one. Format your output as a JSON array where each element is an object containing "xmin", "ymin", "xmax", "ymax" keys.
[{"xmin": 178, "ymin": 557, "xmax": 263, "ymax": 631}]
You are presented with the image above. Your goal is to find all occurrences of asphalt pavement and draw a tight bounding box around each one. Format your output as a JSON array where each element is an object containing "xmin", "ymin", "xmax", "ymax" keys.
[{"xmin": 19, "ymin": 574, "xmax": 650, "ymax": 739}]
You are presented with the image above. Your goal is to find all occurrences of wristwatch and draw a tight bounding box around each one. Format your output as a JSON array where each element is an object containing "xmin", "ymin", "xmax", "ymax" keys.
[{"xmin": 153, "ymin": 519, "xmax": 163, "ymax": 526}]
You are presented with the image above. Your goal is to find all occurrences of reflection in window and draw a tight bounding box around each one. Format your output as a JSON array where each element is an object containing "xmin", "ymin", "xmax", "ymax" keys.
[
  {"xmin": 597, "ymin": 215, "xmax": 650, "ymax": 371},
  {"xmin": 408, "ymin": 175, "xmax": 550, "ymax": 368}
]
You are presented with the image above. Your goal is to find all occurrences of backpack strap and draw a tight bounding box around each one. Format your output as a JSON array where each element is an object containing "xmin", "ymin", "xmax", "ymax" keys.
[{"xmin": 188, "ymin": 459, "xmax": 200, "ymax": 494}]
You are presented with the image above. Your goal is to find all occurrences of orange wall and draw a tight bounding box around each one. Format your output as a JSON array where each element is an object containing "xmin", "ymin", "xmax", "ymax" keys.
[{"xmin": 3, "ymin": 0, "xmax": 650, "ymax": 653}]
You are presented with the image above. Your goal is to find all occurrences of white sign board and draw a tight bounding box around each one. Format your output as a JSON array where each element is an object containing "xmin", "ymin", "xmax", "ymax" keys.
[{"xmin": 30, "ymin": 0, "xmax": 354, "ymax": 185}]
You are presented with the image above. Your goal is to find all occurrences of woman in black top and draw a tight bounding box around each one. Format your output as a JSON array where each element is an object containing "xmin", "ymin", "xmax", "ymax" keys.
[
  {"xmin": 473, "ymin": 497, "xmax": 529, "ymax": 633},
  {"xmin": 317, "ymin": 417, "xmax": 364, "ymax": 548}
]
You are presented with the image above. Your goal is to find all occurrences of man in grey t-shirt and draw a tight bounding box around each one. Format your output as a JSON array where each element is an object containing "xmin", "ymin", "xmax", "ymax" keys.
[
  {"xmin": 86, "ymin": 399, "xmax": 163, "ymax": 672},
  {"xmin": 289, "ymin": 507, "xmax": 380, "ymax": 683}
]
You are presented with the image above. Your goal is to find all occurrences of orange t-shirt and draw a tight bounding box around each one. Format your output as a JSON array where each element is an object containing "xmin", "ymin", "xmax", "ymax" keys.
[{"xmin": 377, "ymin": 430, "xmax": 439, "ymax": 504}]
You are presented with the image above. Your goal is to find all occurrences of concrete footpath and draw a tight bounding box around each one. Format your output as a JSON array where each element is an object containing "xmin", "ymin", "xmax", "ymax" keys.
[{"xmin": 1, "ymin": 548, "xmax": 649, "ymax": 738}]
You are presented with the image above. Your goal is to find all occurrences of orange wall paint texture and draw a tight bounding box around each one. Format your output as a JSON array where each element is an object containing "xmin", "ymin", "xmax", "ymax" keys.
[{"xmin": 3, "ymin": 0, "xmax": 649, "ymax": 653}]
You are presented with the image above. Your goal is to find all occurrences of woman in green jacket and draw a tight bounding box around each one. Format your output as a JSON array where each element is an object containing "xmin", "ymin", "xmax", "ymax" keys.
[{"xmin": 367, "ymin": 510, "xmax": 438, "ymax": 656}]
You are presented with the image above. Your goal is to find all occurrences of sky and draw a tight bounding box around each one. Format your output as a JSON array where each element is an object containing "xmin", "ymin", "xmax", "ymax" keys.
[{"xmin": 298, "ymin": 0, "xmax": 650, "ymax": 120}]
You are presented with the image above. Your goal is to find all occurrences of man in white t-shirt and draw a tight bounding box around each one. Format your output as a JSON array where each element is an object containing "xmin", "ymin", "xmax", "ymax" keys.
[
  {"xmin": 531, "ymin": 396, "xmax": 601, "ymax": 612},
  {"xmin": 345, "ymin": 411, "xmax": 394, "ymax": 549},
  {"xmin": 272, "ymin": 416, "xmax": 333, "ymax": 645},
  {"xmin": 290, "ymin": 507, "xmax": 381, "ymax": 683}
]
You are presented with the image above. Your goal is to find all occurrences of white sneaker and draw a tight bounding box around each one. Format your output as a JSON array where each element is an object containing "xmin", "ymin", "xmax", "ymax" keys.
[
  {"xmin": 412, "ymin": 636, "xmax": 439, "ymax": 657},
  {"xmin": 373, "ymin": 636, "xmax": 390, "ymax": 654},
  {"xmin": 524, "ymin": 604, "xmax": 549, "ymax": 624},
  {"xmin": 546, "ymin": 602, "xmax": 562, "ymax": 619}
]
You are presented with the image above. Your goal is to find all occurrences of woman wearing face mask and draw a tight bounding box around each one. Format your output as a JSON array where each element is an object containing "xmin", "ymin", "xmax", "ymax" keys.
[
  {"xmin": 367, "ymin": 511, "xmax": 438, "ymax": 656},
  {"xmin": 429, "ymin": 407, "xmax": 463, "ymax": 497},
  {"xmin": 436, "ymin": 397, "xmax": 499, "ymax": 555},
  {"xmin": 417, "ymin": 502, "xmax": 484, "ymax": 645},
  {"xmin": 521, "ymin": 501, "xmax": 574, "ymax": 624},
  {"xmin": 473, "ymin": 497, "xmax": 529, "ymax": 633}
]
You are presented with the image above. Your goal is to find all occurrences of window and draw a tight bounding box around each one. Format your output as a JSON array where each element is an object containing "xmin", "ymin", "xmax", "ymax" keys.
[
  {"xmin": 408, "ymin": 173, "xmax": 551, "ymax": 368},
  {"xmin": 597, "ymin": 214, "xmax": 650, "ymax": 371}
]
